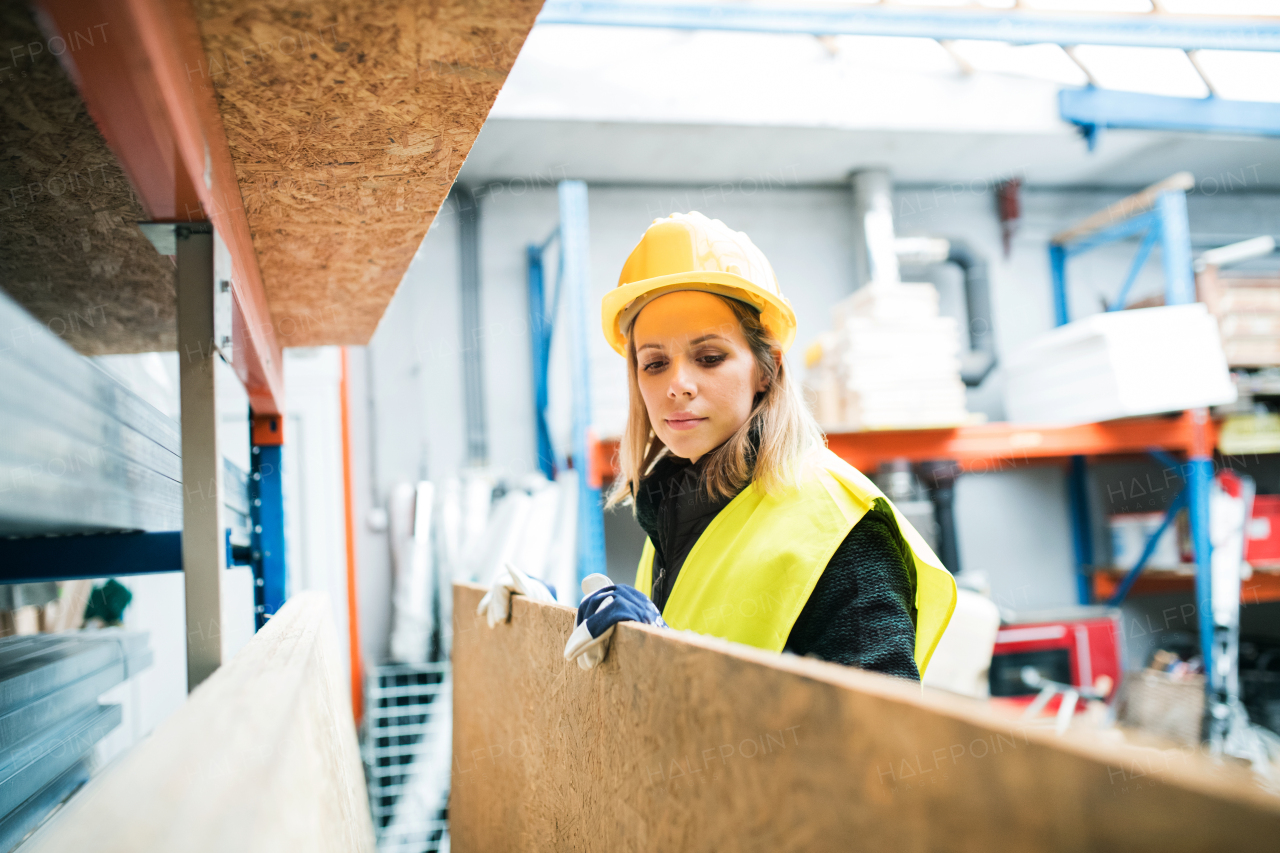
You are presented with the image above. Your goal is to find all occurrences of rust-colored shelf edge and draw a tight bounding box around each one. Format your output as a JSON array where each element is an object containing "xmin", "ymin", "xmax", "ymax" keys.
[
  {"xmin": 593, "ymin": 411, "xmax": 1220, "ymax": 479},
  {"xmin": 1094, "ymin": 569, "xmax": 1280, "ymax": 605}
]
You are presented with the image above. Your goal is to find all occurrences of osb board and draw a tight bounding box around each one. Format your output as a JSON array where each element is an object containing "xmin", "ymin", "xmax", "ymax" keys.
[
  {"xmin": 0, "ymin": 3, "xmax": 176, "ymax": 354},
  {"xmin": 452, "ymin": 582, "xmax": 1280, "ymax": 853},
  {"xmin": 26, "ymin": 592, "xmax": 375, "ymax": 853},
  {"xmin": 193, "ymin": 0, "xmax": 543, "ymax": 346}
]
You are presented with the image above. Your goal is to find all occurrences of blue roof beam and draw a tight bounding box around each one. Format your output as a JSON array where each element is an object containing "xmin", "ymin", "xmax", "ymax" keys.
[
  {"xmin": 537, "ymin": 2, "xmax": 1280, "ymax": 52},
  {"xmin": 1060, "ymin": 87, "xmax": 1280, "ymax": 145}
]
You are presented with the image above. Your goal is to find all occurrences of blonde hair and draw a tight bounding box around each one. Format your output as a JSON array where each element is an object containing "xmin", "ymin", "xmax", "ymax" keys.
[{"xmin": 606, "ymin": 296, "xmax": 823, "ymax": 508}]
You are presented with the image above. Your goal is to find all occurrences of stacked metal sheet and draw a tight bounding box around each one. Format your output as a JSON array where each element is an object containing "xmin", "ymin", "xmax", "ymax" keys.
[
  {"xmin": 0, "ymin": 288, "xmax": 181, "ymax": 537},
  {"xmin": 0, "ymin": 631, "xmax": 151, "ymax": 850}
]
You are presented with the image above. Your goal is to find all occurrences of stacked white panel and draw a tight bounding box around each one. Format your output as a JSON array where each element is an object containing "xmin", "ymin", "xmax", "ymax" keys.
[
  {"xmin": 824, "ymin": 283, "xmax": 969, "ymax": 429},
  {"xmin": 1003, "ymin": 304, "xmax": 1237, "ymax": 425}
]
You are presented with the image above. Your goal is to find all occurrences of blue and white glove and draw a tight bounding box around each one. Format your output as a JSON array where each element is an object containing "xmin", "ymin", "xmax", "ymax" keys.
[
  {"xmin": 477, "ymin": 562, "xmax": 558, "ymax": 628},
  {"xmin": 563, "ymin": 576, "xmax": 667, "ymax": 670}
]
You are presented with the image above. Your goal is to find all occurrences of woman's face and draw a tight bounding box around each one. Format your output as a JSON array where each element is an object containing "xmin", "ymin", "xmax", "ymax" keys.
[{"xmin": 631, "ymin": 291, "xmax": 766, "ymax": 463}]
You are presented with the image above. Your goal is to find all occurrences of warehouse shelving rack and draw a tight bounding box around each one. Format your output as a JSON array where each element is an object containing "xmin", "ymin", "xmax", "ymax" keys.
[
  {"xmin": 1046, "ymin": 173, "xmax": 1214, "ymax": 651},
  {"xmin": 827, "ymin": 174, "xmax": 1234, "ymax": 730},
  {"xmin": 823, "ymin": 175, "xmax": 1224, "ymax": 666},
  {"xmin": 0, "ymin": 0, "xmax": 290, "ymax": 691}
]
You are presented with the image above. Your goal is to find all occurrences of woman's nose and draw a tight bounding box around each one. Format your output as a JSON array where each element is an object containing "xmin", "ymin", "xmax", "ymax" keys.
[{"xmin": 667, "ymin": 359, "xmax": 696, "ymax": 398}]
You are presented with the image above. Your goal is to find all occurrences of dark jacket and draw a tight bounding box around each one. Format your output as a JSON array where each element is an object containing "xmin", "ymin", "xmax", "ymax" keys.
[{"xmin": 632, "ymin": 453, "xmax": 920, "ymax": 681}]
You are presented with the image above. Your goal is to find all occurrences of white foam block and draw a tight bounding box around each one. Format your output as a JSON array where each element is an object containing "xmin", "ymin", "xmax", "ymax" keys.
[{"xmin": 1003, "ymin": 304, "xmax": 1237, "ymax": 425}]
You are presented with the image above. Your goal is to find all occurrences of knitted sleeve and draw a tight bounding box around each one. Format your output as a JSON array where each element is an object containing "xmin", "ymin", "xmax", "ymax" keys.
[{"xmin": 783, "ymin": 509, "xmax": 921, "ymax": 681}]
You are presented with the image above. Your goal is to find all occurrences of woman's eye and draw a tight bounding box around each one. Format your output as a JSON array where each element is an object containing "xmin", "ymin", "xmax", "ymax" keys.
[
  {"xmin": 642, "ymin": 359, "xmax": 666, "ymax": 372},
  {"xmin": 697, "ymin": 354, "xmax": 727, "ymax": 366}
]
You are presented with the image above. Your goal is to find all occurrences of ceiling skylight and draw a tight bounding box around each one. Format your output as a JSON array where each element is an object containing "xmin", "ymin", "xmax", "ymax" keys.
[
  {"xmin": 1019, "ymin": 0, "xmax": 1154, "ymax": 11},
  {"xmin": 1160, "ymin": 0, "xmax": 1280, "ymax": 14},
  {"xmin": 1070, "ymin": 45, "xmax": 1211, "ymax": 98},
  {"xmin": 1192, "ymin": 50, "xmax": 1280, "ymax": 103},
  {"xmin": 832, "ymin": 35, "xmax": 960, "ymax": 74},
  {"xmin": 947, "ymin": 41, "xmax": 1089, "ymax": 86}
]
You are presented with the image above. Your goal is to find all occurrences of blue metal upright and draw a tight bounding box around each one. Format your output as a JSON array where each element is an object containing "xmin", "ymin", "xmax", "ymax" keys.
[
  {"xmin": 250, "ymin": 415, "xmax": 287, "ymax": 630},
  {"xmin": 1065, "ymin": 455, "xmax": 1094, "ymax": 606},
  {"xmin": 558, "ymin": 180, "xmax": 608, "ymax": 584},
  {"xmin": 1049, "ymin": 179, "xmax": 1215, "ymax": 685},
  {"xmin": 527, "ymin": 232, "xmax": 562, "ymax": 481},
  {"xmin": 1049, "ymin": 244, "xmax": 1068, "ymax": 327},
  {"xmin": 1157, "ymin": 190, "xmax": 1196, "ymax": 306},
  {"xmin": 1187, "ymin": 455, "xmax": 1216, "ymax": 672}
]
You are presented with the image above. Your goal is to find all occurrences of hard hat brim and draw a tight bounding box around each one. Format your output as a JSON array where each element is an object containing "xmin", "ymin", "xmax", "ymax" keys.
[{"xmin": 601, "ymin": 271, "xmax": 797, "ymax": 356}]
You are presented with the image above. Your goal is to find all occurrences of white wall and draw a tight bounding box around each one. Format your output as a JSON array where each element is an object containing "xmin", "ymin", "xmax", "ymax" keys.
[
  {"xmin": 282, "ymin": 347, "xmax": 353, "ymax": 686},
  {"xmin": 355, "ymin": 206, "xmax": 469, "ymax": 662}
]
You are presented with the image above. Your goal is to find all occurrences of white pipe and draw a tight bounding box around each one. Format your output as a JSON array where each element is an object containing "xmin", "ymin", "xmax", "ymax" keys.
[{"xmin": 1196, "ymin": 235, "xmax": 1275, "ymax": 271}]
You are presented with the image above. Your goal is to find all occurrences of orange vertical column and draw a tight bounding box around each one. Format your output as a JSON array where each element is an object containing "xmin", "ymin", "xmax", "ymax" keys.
[{"xmin": 340, "ymin": 347, "xmax": 364, "ymax": 726}]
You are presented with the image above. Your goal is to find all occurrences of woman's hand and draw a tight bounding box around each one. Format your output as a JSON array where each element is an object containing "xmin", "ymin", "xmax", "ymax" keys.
[
  {"xmin": 476, "ymin": 562, "xmax": 558, "ymax": 628},
  {"xmin": 563, "ymin": 582, "xmax": 667, "ymax": 670}
]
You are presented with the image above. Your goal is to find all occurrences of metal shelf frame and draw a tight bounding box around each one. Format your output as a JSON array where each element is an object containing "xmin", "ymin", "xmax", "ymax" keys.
[
  {"xmin": 0, "ymin": 225, "xmax": 288, "ymax": 691},
  {"xmin": 1047, "ymin": 177, "xmax": 1219, "ymax": 690},
  {"xmin": 2, "ymin": 0, "xmax": 294, "ymax": 691}
]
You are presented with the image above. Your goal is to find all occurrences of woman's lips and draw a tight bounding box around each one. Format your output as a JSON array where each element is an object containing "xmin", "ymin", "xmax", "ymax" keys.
[{"xmin": 665, "ymin": 414, "xmax": 707, "ymax": 432}]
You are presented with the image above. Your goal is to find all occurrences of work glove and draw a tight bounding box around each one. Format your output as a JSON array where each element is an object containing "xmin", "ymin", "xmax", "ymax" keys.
[
  {"xmin": 563, "ymin": 577, "xmax": 667, "ymax": 670},
  {"xmin": 476, "ymin": 562, "xmax": 558, "ymax": 628}
]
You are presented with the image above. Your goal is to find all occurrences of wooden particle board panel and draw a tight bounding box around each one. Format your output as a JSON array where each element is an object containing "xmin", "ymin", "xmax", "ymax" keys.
[
  {"xmin": 452, "ymin": 581, "xmax": 1280, "ymax": 852},
  {"xmin": 24, "ymin": 592, "xmax": 375, "ymax": 853},
  {"xmin": 0, "ymin": 3, "xmax": 177, "ymax": 355},
  {"xmin": 192, "ymin": 0, "xmax": 544, "ymax": 346}
]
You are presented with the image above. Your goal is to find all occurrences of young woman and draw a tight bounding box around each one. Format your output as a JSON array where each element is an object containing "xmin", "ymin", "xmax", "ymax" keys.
[
  {"xmin": 569, "ymin": 210, "xmax": 956, "ymax": 679},
  {"xmin": 489, "ymin": 212, "xmax": 955, "ymax": 679}
]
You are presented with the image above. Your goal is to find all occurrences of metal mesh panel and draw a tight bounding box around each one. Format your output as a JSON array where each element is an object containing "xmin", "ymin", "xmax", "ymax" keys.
[{"xmin": 364, "ymin": 662, "xmax": 451, "ymax": 853}]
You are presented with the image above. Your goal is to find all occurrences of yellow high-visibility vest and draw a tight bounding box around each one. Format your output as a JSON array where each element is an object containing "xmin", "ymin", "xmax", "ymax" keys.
[{"xmin": 634, "ymin": 447, "xmax": 957, "ymax": 676}]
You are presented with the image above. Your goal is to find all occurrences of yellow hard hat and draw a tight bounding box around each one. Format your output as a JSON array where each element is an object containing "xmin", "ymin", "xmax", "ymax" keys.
[{"xmin": 602, "ymin": 211, "xmax": 797, "ymax": 356}]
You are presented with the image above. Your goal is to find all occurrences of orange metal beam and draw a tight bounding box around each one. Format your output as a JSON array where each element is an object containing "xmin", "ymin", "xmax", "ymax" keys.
[
  {"xmin": 1094, "ymin": 570, "xmax": 1280, "ymax": 605},
  {"xmin": 251, "ymin": 414, "xmax": 284, "ymax": 447},
  {"xmin": 35, "ymin": 0, "xmax": 284, "ymax": 414},
  {"xmin": 824, "ymin": 411, "xmax": 1218, "ymax": 474},
  {"xmin": 594, "ymin": 412, "xmax": 1220, "ymax": 481}
]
